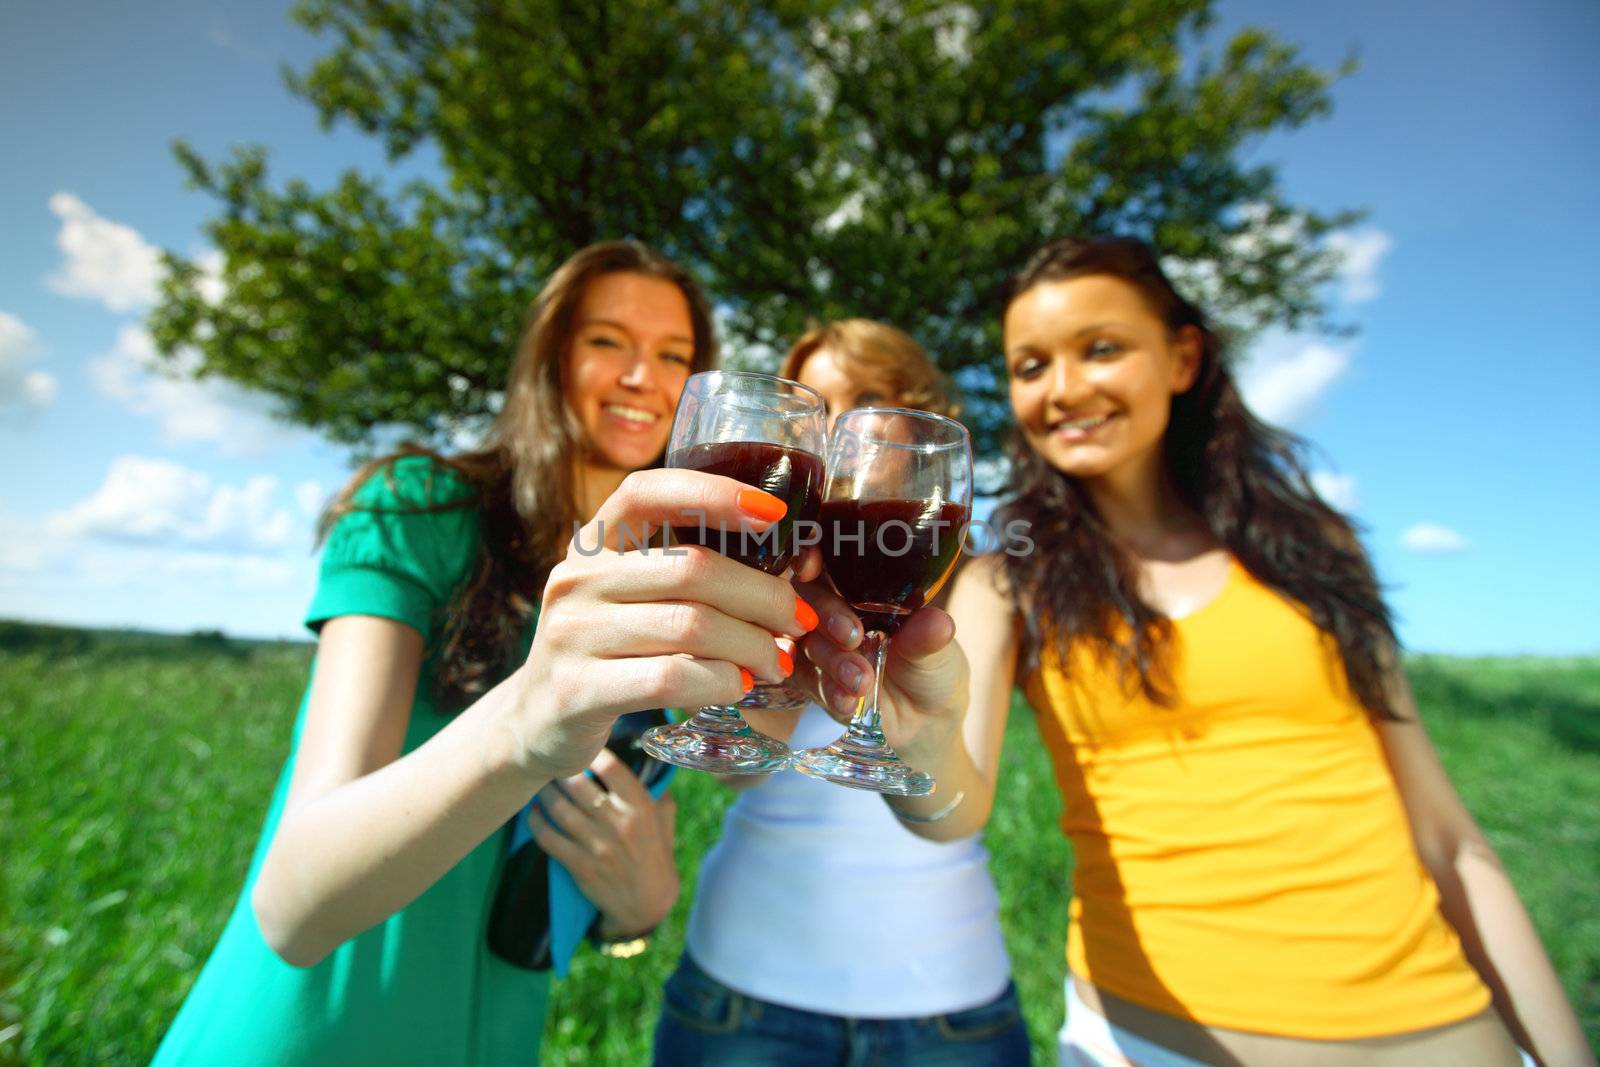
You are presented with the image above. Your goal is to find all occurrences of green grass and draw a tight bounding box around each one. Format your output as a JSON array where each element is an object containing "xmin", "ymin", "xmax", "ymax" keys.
[{"xmin": 1, "ymin": 624, "xmax": 1596, "ymax": 1064}]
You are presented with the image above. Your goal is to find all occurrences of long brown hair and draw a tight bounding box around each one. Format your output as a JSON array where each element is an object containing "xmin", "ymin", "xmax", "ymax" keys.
[
  {"xmin": 321, "ymin": 241, "xmax": 717, "ymax": 710},
  {"xmin": 779, "ymin": 318, "xmax": 958, "ymax": 418},
  {"xmin": 996, "ymin": 236, "xmax": 1400, "ymax": 720}
]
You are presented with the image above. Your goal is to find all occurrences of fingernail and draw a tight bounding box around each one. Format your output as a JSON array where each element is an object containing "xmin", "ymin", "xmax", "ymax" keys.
[
  {"xmin": 737, "ymin": 489, "xmax": 787, "ymax": 522},
  {"xmin": 840, "ymin": 662, "xmax": 863, "ymax": 693},
  {"xmin": 795, "ymin": 596, "xmax": 819, "ymax": 633},
  {"xmin": 776, "ymin": 647, "xmax": 794, "ymax": 677},
  {"xmin": 827, "ymin": 613, "xmax": 858, "ymax": 646},
  {"xmin": 739, "ymin": 667, "xmax": 754, "ymax": 692}
]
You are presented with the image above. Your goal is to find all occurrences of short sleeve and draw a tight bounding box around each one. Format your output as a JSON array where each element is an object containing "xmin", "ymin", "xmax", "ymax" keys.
[{"xmin": 305, "ymin": 456, "xmax": 483, "ymax": 643}]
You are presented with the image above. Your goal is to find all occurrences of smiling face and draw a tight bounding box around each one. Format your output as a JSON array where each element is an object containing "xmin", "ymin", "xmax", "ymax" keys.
[
  {"xmin": 564, "ymin": 271, "xmax": 697, "ymax": 474},
  {"xmin": 795, "ymin": 346, "xmax": 886, "ymax": 435},
  {"xmin": 1004, "ymin": 274, "xmax": 1201, "ymax": 484}
]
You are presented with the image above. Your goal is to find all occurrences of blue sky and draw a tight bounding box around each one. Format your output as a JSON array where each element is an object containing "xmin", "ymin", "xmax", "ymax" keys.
[{"xmin": 1, "ymin": 0, "xmax": 1596, "ymax": 653}]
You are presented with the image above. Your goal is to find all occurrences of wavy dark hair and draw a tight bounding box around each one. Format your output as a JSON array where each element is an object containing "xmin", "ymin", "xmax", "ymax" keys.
[
  {"xmin": 319, "ymin": 240, "xmax": 717, "ymax": 711},
  {"xmin": 995, "ymin": 236, "xmax": 1400, "ymax": 720}
]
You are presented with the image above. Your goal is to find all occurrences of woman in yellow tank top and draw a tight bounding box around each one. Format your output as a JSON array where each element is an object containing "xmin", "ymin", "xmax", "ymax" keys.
[{"xmin": 794, "ymin": 237, "xmax": 1592, "ymax": 1066}]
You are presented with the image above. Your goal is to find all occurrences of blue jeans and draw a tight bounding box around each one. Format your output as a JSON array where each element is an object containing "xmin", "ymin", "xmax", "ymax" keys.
[{"xmin": 653, "ymin": 954, "xmax": 1032, "ymax": 1067}]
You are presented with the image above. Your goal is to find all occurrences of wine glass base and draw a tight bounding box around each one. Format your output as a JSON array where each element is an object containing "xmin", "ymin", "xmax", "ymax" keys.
[
  {"xmin": 641, "ymin": 718, "xmax": 792, "ymax": 775},
  {"xmin": 792, "ymin": 738, "xmax": 935, "ymax": 796}
]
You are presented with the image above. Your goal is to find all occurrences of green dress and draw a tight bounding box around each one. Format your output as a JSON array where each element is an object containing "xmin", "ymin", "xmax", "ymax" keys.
[{"xmin": 152, "ymin": 457, "xmax": 549, "ymax": 1065}]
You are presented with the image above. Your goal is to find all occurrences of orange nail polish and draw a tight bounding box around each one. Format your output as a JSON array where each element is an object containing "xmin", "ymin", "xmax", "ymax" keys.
[
  {"xmin": 739, "ymin": 667, "xmax": 755, "ymax": 692},
  {"xmin": 737, "ymin": 489, "xmax": 787, "ymax": 522},
  {"xmin": 794, "ymin": 596, "xmax": 819, "ymax": 633},
  {"xmin": 777, "ymin": 647, "xmax": 794, "ymax": 677}
]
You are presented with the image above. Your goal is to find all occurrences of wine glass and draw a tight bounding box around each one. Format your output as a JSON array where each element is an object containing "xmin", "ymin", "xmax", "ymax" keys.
[
  {"xmin": 793, "ymin": 407, "xmax": 972, "ymax": 795},
  {"xmin": 640, "ymin": 370, "xmax": 827, "ymax": 774}
]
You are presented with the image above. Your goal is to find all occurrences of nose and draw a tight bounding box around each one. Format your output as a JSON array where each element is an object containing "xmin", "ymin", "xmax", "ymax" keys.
[
  {"xmin": 1047, "ymin": 355, "xmax": 1092, "ymax": 410},
  {"xmin": 618, "ymin": 351, "xmax": 654, "ymax": 390}
]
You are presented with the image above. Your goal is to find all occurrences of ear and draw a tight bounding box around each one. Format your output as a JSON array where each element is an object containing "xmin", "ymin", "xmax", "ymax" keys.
[{"xmin": 1169, "ymin": 325, "xmax": 1204, "ymax": 395}]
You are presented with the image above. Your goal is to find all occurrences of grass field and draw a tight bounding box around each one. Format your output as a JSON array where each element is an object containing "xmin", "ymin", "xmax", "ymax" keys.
[{"xmin": 1, "ymin": 621, "xmax": 1596, "ymax": 1064}]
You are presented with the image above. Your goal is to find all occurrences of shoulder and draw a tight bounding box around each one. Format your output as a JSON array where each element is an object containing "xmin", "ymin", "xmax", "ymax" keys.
[
  {"xmin": 331, "ymin": 454, "xmax": 485, "ymax": 559},
  {"xmin": 348, "ymin": 453, "xmax": 479, "ymax": 512},
  {"xmin": 948, "ymin": 551, "xmax": 1021, "ymax": 648},
  {"xmin": 310, "ymin": 454, "xmax": 488, "ymax": 636},
  {"xmin": 951, "ymin": 551, "xmax": 1016, "ymax": 605}
]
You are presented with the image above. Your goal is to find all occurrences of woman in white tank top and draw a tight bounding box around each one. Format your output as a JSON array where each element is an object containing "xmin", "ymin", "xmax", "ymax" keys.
[{"xmin": 652, "ymin": 321, "xmax": 1031, "ymax": 1066}]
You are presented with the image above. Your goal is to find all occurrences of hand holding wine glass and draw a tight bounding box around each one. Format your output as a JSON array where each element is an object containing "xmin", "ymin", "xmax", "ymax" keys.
[
  {"xmin": 508, "ymin": 466, "xmax": 811, "ymax": 784},
  {"xmin": 793, "ymin": 407, "xmax": 973, "ymax": 795},
  {"xmin": 640, "ymin": 370, "xmax": 828, "ymax": 775},
  {"xmin": 794, "ymin": 585, "xmax": 971, "ymax": 760}
]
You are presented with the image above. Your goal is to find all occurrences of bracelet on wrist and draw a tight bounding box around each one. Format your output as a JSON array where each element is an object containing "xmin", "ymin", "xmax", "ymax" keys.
[
  {"xmin": 890, "ymin": 788, "xmax": 966, "ymax": 825},
  {"xmin": 587, "ymin": 914, "xmax": 655, "ymax": 959}
]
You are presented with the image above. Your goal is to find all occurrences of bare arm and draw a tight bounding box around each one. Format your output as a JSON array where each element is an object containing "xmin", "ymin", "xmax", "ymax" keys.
[
  {"xmin": 252, "ymin": 615, "xmax": 540, "ymax": 967},
  {"xmin": 1378, "ymin": 671, "xmax": 1595, "ymax": 1067},
  {"xmin": 251, "ymin": 470, "xmax": 811, "ymax": 966},
  {"xmin": 883, "ymin": 553, "xmax": 1020, "ymax": 840}
]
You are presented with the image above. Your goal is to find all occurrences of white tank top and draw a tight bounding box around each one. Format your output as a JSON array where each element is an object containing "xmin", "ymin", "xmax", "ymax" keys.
[{"xmin": 684, "ymin": 703, "xmax": 1013, "ymax": 1017}]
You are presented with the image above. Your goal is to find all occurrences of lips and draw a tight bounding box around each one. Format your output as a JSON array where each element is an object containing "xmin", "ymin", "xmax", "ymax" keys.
[
  {"xmin": 601, "ymin": 403, "xmax": 662, "ymax": 429},
  {"xmin": 1048, "ymin": 412, "xmax": 1115, "ymax": 439}
]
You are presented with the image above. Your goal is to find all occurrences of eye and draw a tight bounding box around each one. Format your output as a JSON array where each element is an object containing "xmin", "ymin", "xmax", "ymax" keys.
[
  {"xmin": 660, "ymin": 350, "xmax": 694, "ymax": 367},
  {"xmin": 854, "ymin": 391, "xmax": 883, "ymax": 408},
  {"xmin": 586, "ymin": 334, "xmax": 622, "ymax": 350},
  {"xmin": 1086, "ymin": 338, "xmax": 1124, "ymax": 360},
  {"xmin": 1011, "ymin": 355, "xmax": 1046, "ymax": 381}
]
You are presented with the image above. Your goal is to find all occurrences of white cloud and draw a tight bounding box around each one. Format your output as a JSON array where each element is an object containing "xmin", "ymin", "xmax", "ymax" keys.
[
  {"xmin": 157, "ymin": 551, "xmax": 297, "ymax": 588},
  {"xmin": 195, "ymin": 248, "xmax": 227, "ymax": 306},
  {"xmin": 22, "ymin": 371, "xmax": 58, "ymax": 407},
  {"xmin": 1326, "ymin": 228, "xmax": 1393, "ymax": 304},
  {"xmin": 1401, "ymin": 522, "xmax": 1469, "ymax": 554},
  {"xmin": 294, "ymin": 479, "xmax": 326, "ymax": 519},
  {"xmin": 0, "ymin": 515, "xmax": 61, "ymax": 572},
  {"xmin": 1238, "ymin": 334, "xmax": 1352, "ymax": 426},
  {"xmin": 1309, "ymin": 470, "xmax": 1359, "ymax": 513},
  {"xmin": 0, "ymin": 310, "xmax": 41, "ymax": 362},
  {"xmin": 1, "ymin": 310, "xmax": 57, "ymax": 416},
  {"xmin": 0, "ymin": 509, "xmax": 314, "ymax": 638},
  {"xmin": 88, "ymin": 324, "xmax": 307, "ymax": 456},
  {"xmin": 1162, "ymin": 203, "xmax": 1319, "ymax": 335},
  {"xmin": 48, "ymin": 456, "xmax": 301, "ymax": 553},
  {"xmin": 45, "ymin": 192, "xmax": 165, "ymax": 312}
]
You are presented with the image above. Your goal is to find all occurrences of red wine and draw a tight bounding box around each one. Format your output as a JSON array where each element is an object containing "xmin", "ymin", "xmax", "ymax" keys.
[
  {"xmin": 820, "ymin": 499, "xmax": 970, "ymax": 635},
  {"xmin": 669, "ymin": 441, "xmax": 825, "ymax": 574}
]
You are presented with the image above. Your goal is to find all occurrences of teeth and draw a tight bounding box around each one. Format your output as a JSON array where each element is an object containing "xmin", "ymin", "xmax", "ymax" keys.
[
  {"xmin": 604, "ymin": 404, "xmax": 659, "ymax": 424},
  {"xmin": 1058, "ymin": 414, "xmax": 1110, "ymax": 431}
]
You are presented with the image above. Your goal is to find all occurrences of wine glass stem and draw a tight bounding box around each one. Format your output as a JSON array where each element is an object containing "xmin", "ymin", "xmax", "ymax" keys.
[
  {"xmin": 693, "ymin": 705, "xmax": 748, "ymax": 731},
  {"xmin": 847, "ymin": 630, "xmax": 890, "ymax": 743}
]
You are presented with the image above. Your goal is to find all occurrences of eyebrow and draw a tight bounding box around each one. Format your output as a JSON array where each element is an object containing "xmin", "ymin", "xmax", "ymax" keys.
[
  {"xmin": 1006, "ymin": 321, "xmax": 1134, "ymax": 356},
  {"xmin": 1067, "ymin": 321, "xmax": 1134, "ymax": 337},
  {"xmin": 581, "ymin": 317, "xmax": 695, "ymax": 346}
]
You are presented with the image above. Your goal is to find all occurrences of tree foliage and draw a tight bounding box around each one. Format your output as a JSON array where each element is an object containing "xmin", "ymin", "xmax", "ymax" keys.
[{"xmin": 150, "ymin": 0, "xmax": 1356, "ymax": 454}]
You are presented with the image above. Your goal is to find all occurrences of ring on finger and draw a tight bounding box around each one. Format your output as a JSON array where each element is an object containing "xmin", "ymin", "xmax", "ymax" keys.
[{"xmin": 590, "ymin": 792, "xmax": 610, "ymax": 811}]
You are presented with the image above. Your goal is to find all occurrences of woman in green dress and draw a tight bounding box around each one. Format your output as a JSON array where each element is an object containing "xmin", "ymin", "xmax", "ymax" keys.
[{"xmin": 152, "ymin": 241, "xmax": 810, "ymax": 1065}]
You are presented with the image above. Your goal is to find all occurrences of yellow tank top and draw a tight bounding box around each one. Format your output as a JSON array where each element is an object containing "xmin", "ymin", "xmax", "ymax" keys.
[{"xmin": 1023, "ymin": 557, "xmax": 1490, "ymax": 1038}]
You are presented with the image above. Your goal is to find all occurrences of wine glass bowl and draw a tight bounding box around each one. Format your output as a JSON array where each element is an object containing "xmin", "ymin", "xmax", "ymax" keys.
[
  {"xmin": 640, "ymin": 370, "xmax": 827, "ymax": 775},
  {"xmin": 793, "ymin": 407, "xmax": 973, "ymax": 795}
]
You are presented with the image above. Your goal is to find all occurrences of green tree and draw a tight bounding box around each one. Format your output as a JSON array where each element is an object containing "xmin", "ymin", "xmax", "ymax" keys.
[{"xmin": 150, "ymin": 0, "xmax": 1355, "ymax": 456}]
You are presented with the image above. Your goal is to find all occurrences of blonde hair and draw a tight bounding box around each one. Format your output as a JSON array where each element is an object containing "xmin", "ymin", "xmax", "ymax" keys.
[{"xmin": 779, "ymin": 318, "xmax": 957, "ymax": 418}]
